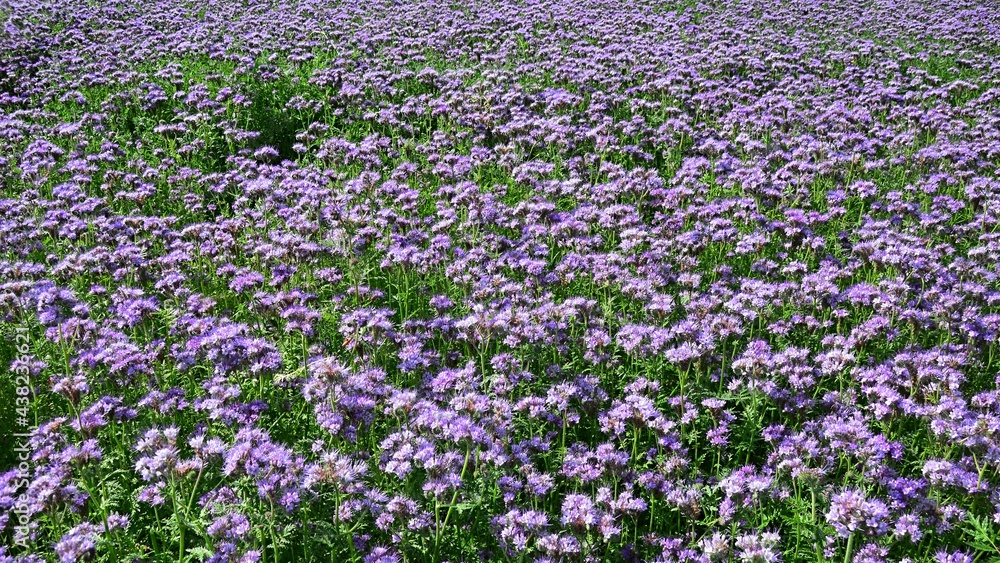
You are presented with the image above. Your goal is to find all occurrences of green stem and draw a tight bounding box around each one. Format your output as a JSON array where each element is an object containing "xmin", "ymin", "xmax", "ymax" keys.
[
  {"xmin": 185, "ymin": 467, "xmax": 204, "ymax": 518},
  {"xmin": 269, "ymin": 499, "xmax": 280, "ymax": 563},
  {"xmin": 811, "ymin": 488, "xmax": 823, "ymax": 563},
  {"xmin": 442, "ymin": 449, "xmax": 472, "ymax": 531},
  {"xmin": 437, "ymin": 448, "xmax": 473, "ymax": 555},
  {"xmin": 843, "ymin": 533, "xmax": 855, "ymax": 563},
  {"xmin": 561, "ymin": 409, "xmax": 568, "ymax": 453}
]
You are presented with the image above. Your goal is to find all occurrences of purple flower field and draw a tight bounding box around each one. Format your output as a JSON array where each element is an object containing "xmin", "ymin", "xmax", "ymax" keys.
[{"xmin": 2, "ymin": 0, "xmax": 1000, "ymax": 561}]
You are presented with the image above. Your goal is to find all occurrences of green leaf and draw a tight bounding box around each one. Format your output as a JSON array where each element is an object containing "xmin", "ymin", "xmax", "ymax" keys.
[
  {"xmin": 453, "ymin": 501, "xmax": 478, "ymax": 513},
  {"xmin": 185, "ymin": 546, "xmax": 214, "ymax": 562}
]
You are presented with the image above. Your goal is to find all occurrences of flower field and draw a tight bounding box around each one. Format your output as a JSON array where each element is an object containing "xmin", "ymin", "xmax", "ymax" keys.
[{"xmin": 3, "ymin": 0, "xmax": 1000, "ymax": 561}]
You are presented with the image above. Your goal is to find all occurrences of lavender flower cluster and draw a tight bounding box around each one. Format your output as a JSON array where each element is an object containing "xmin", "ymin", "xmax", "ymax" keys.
[{"xmin": 2, "ymin": 0, "xmax": 1000, "ymax": 561}]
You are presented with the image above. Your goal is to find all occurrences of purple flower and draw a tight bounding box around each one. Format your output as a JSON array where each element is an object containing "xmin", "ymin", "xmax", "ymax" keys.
[
  {"xmin": 734, "ymin": 532, "xmax": 781, "ymax": 563},
  {"xmin": 560, "ymin": 493, "xmax": 597, "ymax": 532},
  {"xmin": 54, "ymin": 522, "xmax": 98, "ymax": 563},
  {"xmin": 826, "ymin": 489, "xmax": 890, "ymax": 538},
  {"xmin": 207, "ymin": 512, "xmax": 252, "ymax": 540}
]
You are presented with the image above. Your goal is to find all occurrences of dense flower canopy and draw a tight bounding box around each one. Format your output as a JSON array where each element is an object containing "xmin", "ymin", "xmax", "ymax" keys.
[{"xmin": 2, "ymin": 0, "xmax": 1000, "ymax": 561}]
